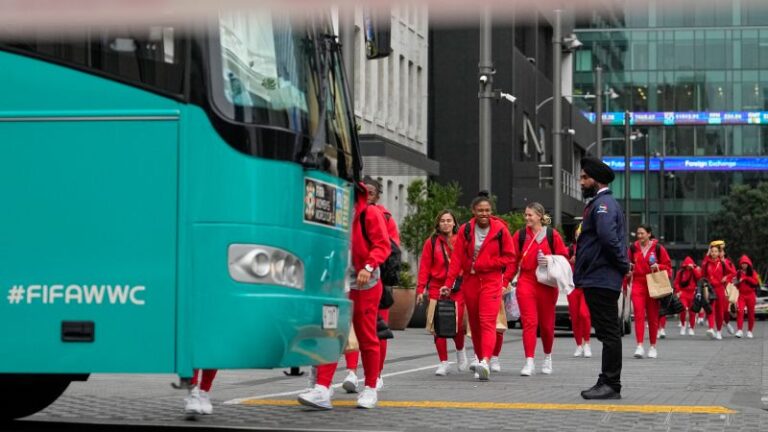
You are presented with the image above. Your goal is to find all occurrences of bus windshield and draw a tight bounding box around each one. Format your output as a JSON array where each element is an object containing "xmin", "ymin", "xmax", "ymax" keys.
[{"xmin": 213, "ymin": 12, "xmax": 357, "ymax": 179}]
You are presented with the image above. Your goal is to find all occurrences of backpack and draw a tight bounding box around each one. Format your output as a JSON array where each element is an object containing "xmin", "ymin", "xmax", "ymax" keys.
[
  {"xmin": 359, "ymin": 207, "xmax": 402, "ymax": 288},
  {"xmin": 516, "ymin": 227, "xmax": 555, "ymax": 256}
]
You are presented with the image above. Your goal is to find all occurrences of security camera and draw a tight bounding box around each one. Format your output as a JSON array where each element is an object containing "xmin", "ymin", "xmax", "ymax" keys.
[
  {"xmin": 526, "ymin": 57, "xmax": 536, "ymax": 65},
  {"xmin": 563, "ymin": 34, "xmax": 583, "ymax": 50},
  {"xmin": 479, "ymin": 75, "xmax": 489, "ymax": 84},
  {"xmin": 566, "ymin": 128, "xmax": 576, "ymax": 135},
  {"xmin": 500, "ymin": 92, "xmax": 517, "ymax": 103}
]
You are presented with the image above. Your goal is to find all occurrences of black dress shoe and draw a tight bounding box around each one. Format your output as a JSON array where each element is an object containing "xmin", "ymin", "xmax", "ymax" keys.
[{"xmin": 581, "ymin": 384, "xmax": 621, "ymax": 400}]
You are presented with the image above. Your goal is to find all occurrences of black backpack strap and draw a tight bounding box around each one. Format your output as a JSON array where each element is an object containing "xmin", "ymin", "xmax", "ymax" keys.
[
  {"xmin": 359, "ymin": 207, "xmax": 370, "ymax": 245},
  {"xmin": 463, "ymin": 223, "xmax": 472, "ymax": 241},
  {"xmin": 546, "ymin": 227, "xmax": 555, "ymax": 253},
  {"xmin": 517, "ymin": 228, "xmax": 526, "ymax": 256}
]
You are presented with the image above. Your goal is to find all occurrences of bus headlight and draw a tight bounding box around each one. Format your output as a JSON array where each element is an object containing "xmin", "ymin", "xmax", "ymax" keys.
[{"xmin": 228, "ymin": 244, "xmax": 305, "ymax": 289}]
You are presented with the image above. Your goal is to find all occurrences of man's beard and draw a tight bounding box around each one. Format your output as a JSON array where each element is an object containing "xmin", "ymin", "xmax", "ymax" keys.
[{"xmin": 581, "ymin": 185, "xmax": 599, "ymax": 199}]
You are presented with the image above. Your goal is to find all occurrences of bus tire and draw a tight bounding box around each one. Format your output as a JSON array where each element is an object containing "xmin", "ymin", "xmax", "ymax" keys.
[{"xmin": 0, "ymin": 374, "xmax": 75, "ymax": 421}]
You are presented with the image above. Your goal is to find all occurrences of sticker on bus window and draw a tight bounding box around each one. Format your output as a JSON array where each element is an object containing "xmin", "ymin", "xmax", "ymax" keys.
[{"xmin": 304, "ymin": 178, "xmax": 351, "ymax": 231}]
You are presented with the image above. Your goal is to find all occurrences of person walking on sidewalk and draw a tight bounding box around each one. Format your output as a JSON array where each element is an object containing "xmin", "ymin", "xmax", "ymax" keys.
[
  {"xmin": 674, "ymin": 257, "xmax": 701, "ymax": 336},
  {"xmin": 341, "ymin": 177, "xmax": 400, "ymax": 393},
  {"xmin": 416, "ymin": 210, "xmax": 468, "ymax": 376},
  {"xmin": 568, "ymin": 224, "xmax": 593, "ymax": 359},
  {"xmin": 700, "ymin": 241, "xmax": 736, "ymax": 340},
  {"xmin": 734, "ymin": 255, "xmax": 759, "ymax": 339},
  {"xmin": 574, "ymin": 158, "xmax": 629, "ymax": 400},
  {"xmin": 506, "ymin": 202, "xmax": 569, "ymax": 376},
  {"xmin": 442, "ymin": 191, "xmax": 515, "ymax": 381},
  {"xmin": 628, "ymin": 225, "xmax": 672, "ymax": 359},
  {"xmin": 298, "ymin": 182, "xmax": 391, "ymax": 410}
]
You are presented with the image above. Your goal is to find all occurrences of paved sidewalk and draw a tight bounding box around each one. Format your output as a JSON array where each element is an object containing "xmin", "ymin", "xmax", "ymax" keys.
[{"xmin": 24, "ymin": 321, "xmax": 768, "ymax": 431}]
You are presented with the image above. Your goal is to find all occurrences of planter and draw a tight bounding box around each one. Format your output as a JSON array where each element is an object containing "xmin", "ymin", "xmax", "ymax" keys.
[{"xmin": 388, "ymin": 287, "xmax": 416, "ymax": 330}]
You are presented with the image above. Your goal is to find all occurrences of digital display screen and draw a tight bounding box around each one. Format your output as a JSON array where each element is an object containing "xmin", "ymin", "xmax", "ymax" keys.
[
  {"xmin": 584, "ymin": 111, "xmax": 768, "ymax": 126},
  {"xmin": 603, "ymin": 157, "xmax": 768, "ymax": 171}
]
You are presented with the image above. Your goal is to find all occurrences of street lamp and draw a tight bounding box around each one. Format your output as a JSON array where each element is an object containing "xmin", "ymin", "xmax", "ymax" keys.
[{"xmin": 535, "ymin": 93, "xmax": 595, "ymax": 114}]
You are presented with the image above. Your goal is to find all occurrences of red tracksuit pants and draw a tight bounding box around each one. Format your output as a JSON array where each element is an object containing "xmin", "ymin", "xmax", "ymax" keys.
[
  {"xmin": 631, "ymin": 281, "xmax": 659, "ymax": 345},
  {"xmin": 517, "ymin": 276, "xmax": 558, "ymax": 359},
  {"xmin": 317, "ymin": 283, "xmax": 381, "ymax": 389},
  {"xmin": 191, "ymin": 369, "xmax": 217, "ymax": 392},
  {"xmin": 737, "ymin": 293, "xmax": 757, "ymax": 332},
  {"xmin": 462, "ymin": 273, "xmax": 502, "ymax": 360},
  {"xmin": 567, "ymin": 288, "xmax": 591, "ymax": 346},
  {"xmin": 678, "ymin": 292, "xmax": 696, "ymax": 328},
  {"xmin": 345, "ymin": 308, "xmax": 390, "ymax": 373},
  {"xmin": 707, "ymin": 284, "xmax": 728, "ymax": 331}
]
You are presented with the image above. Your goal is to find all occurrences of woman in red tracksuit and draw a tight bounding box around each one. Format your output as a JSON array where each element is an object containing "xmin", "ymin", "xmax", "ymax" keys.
[
  {"xmin": 674, "ymin": 257, "xmax": 701, "ymax": 336},
  {"xmin": 567, "ymin": 225, "xmax": 592, "ymax": 359},
  {"xmin": 443, "ymin": 192, "xmax": 514, "ymax": 381},
  {"xmin": 342, "ymin": 177, "xmax": 400, "ymax": 393},
  {"xmin": 700, "ymin": 242, "xmax": 736, "ymax": 340},
  {"xmin": 298, "ymin": 183, "xmax": 391, "ymax": 410},
  {"xmin": 628, "ymin": 225, "xmax": 672, "ymax": 359},
  {"xmin": 506, "ymin": 202, "xmax": 569, "ymax": 376},
  {"xmin": 416, "ymin": 210, "xmax": 468, "ymax": 376},
  {"xmin": 735, "ymin": 255, "xmax": 760, "ymax": 339}
]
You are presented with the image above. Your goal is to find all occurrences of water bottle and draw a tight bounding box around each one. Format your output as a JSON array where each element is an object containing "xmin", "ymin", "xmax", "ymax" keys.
[
  {"xmin": 649, "ymin": 254, "xmax": 657, "ymax": 268},
  {"xmin": 537, "ymin": 250, "xmax": 544, "ymax": 267}
]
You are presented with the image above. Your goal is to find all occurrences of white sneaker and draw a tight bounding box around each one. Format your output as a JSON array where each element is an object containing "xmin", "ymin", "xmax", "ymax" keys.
[
  {"xmin": 680, "ymin": 326, "xmax": 687, "ymax": 336},
  {"xmin": 659, "ymin": 329, "xmax": 666, "ymax": 339},
  {"xmin": 726, "ymin": 323, "xmax": 735, "ymax": 335},
  {"xmin": 573, "ymin": 345, "xmax": 584, "ymax": 357},
  {"xmin": 469, "ymin": 357, "xmax": 480, "ymax": 372},
  {"xmin": 707, "ymin": 328, "xmax": 716, "ymax": 339},
  {"xmin": 633, "ymin": 345, "xmax": 645, "ymax": 359},
  {"xmin": 735, "ymin": 330, "xmax": 743, "ymax": 338},
  {"xmin": 716, "ymin": 331, "xmax": 723, "ymax": 340},
  {"xmin": 376, "ymin": 376, "xmax": 384, "ymax": 391},
  {"xmin": 476, "ymin": 360, "xmax": 490, "ymax": 381},
  {"xmin": 298, "ymin": 385, "xmax": 333, "ymax": 410},
  {"xmin": 583, "ymin": 344, "xmax": 592, "ymax": 358},
  {"xmin": 688, "ymin": 327, "xmax": 695, "ymax": 336},
  {"xmin": 489, "ymin": 356, "xmax": 501, "ymax": 373},
  {"xmin": 198, "ymin": 390, "xmax": 213, "ymax": 415},
  {"xmin": 435, "ymin": 361, "xmax": 449, "ymax": 376},
  {"xmin": 541, "ymin": 355, "xmax": 553, "ymax": 375},
  {"xmin": 648, "ymin": 346, "xmax": 658, "ymax": 359},
  {"xmin": 473, "ymin": 372, "xmax": 480, "ymax": 379},
  {"xmin": 307, "ymin": 366, "xmax": 317, "ymax": 389},
  {"xmin": 677, "ymin": 322, "xmax": 683, "ymax": 328},
  {"xmin": 456, "ymin": 349, "xmax": 469, "ymax": 372},
  {"xmin": 184, "ymin": 387, "xmax": 203, "ymax": 416},
  {"xmin": 356, "ymin": 386, "xmax": 378, "ymax": 409},
  {"xmin": 342, "ymin": 370, "xmax": 359, "ymax": 393},
  {"xmin": 747, "ymin": 331, "xmax": 754, "ymax": 339},
  {"xmin": 520, "ymin": 358, "xmax": 535, "ymax": 376}
]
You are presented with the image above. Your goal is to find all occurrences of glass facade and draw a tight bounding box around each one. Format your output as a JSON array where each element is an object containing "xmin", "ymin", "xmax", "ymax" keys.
[{"xmin": 575, "ymin": 0, "xmax": 768, "ymax": 258}]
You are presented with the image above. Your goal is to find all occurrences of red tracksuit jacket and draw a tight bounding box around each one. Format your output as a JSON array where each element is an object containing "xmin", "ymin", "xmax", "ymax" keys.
[
  {"xmin": 352, "ymin": 193, "xmax": 391, "ymax": 274},
  {"xmin": 735, "ymin": 255, "xmax": 760, "ymax": 296},
  {"xmin": 674, "ymin": 256, "xmax": 701, "ymax": 295},
  {"xmin": 700, "ymin": 255, "xmax": 736, "ymax": 289},
  {"xmin": 445, "ymin": 217, "xmax": 515, "ymax": 288},
  {"xmin": 629, "ymin": 240, "xmax": 673, "ymax": 286},
  {"xmin": 416, "ymin": 234, "xmax": 456, "ymax": 295},
  {"xmin": 504, "ymin": 226, "xmax": 570, "ymax": 282}
]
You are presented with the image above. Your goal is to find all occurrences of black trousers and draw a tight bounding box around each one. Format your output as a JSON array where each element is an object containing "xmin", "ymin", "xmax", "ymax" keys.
[{"xmin": 583, "ymin": 287, "xmax": 622, "ymax": 392}]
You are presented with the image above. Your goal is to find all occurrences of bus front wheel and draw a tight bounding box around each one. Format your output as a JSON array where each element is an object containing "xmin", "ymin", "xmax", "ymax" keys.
[{"xmin": 0, "ymin": 374, "xmax": 77, "ymax": 421}]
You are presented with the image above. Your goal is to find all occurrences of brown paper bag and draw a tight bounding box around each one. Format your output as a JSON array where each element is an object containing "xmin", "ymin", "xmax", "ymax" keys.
[
  {"xmin": 726, "ymin": 283, "xmax": 739, "ymax": 304},
  {"xmin": 646, "ymin": 271, "xmax": 673, "ymax": 299},
  {"xmin": 496, "ymin": 302, "xmax": 508, "ymax": 331},
  {"xmin": 426, "ymin": 299, "xmax": 437, "ymax": 334},
  {"xmin": 344, "ymin": 325, "xmax": 359, "ymax": 353}
]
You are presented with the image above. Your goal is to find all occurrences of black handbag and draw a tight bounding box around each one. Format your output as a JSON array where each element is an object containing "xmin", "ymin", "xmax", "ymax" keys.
[
  {"xmin": 379, "ymin": 285, "xmax": 394, "ymax": 309},
  {"xmin": 658, "ymin": 293, "xmax": 684, "ymax": 317},
  {"xmin": 433, "ymin": 299, "xmax": 457, "ymax": 338},
  {"xmin": 377, "ymin": 315, "xmax": 394, "ymax": 340},
  {"xmin": 451, "ymin": 276, "xmax": 463, "ymax": 294}
]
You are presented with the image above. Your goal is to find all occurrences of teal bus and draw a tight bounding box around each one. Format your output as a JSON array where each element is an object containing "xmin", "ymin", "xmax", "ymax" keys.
[{"xmin": 0, "ymin": 11, "xmax": 358, "ymax": 420}]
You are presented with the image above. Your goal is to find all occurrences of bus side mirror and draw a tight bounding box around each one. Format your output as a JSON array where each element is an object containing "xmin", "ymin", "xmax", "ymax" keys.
[{"xmin": 363, "ymin": 8, "xmax": 391, "ymax": 60}]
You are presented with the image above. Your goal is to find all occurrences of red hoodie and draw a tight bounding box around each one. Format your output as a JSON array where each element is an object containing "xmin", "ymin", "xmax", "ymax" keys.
[
  {"xmin": 674, "ymin": 256, "xmax": 701, "ymax": 294},
  {"xmin": 735, "ymin": 255, "xmax": 760, "ymax": 296},
  {"xmin": 416, "ymin": 234, "xmax": 456, "ymax": 295},
  {"xmin": 629, "ymin": 240, "xmax": 672, "ymax": 282},
  {"xmin": 352, "ymin": 185, "xmax": 391, "ymax": 273},
  {"xmin": 445, "ymin": 216, "xmax": 515, "ymax": 288},
  {"xmin": 376, "ymin": 204, "xmax": 401, "ymax": 247},
  {"xmin": 701, "ymin": 255, "xmax": 736, "ymax": 289}
]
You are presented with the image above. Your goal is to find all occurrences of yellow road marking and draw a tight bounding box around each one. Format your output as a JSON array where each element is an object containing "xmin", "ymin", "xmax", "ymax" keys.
[{"xmin": 240, "ymin": 399, "xmax": 736, "ymax": 414}]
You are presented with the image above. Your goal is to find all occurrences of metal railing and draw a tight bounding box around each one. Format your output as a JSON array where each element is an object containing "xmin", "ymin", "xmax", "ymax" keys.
[{"xmin": 538, "ymin": 164, "xmax": 581, "ymax": 200}]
